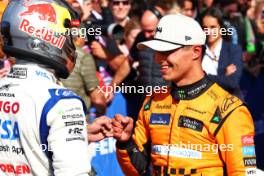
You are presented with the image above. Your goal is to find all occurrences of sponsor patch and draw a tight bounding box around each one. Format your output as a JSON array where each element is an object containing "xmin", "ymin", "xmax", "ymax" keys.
[
  {"xmin": 150, "ymin": 113, "xmax": 170, "ymax": 125},
  {"xmin": 7, "ymin": 67, "xmax": 27, "ymax": 79},
  {"xmin": 65, "ymin": 121, "xmax": 84, "ymax": 126},
  {"xmin": 35, "ymin": 70, "xmax": 50, "ymax": 80},
  {"xmin": 246, "ymin": 168, "xmax": 257, "ymax": 176},
  {"xmin": 221, "ymin": 96, "xmax": 239, "ymax": 112},
  {"xmin": 244, "ymin": 157, "xmax": 257, "ymax": 166},
  {"xmin": 0, "ymin": 84, "xmax": 18, "ymax": 91},
  {"xmin": 242, "ymin": 146, "xmax": 255, "ymax": 157},
  {"xmin": 242, "ymin": 135, "xmax": 254, "ymax": 145},
  {"xmin": 152, "ymin": 145, "xmax": 202, "ymax": 159},
  {"xmin": 0, "ymin": 93, "xmax": 15, "ymax": 97},
  {"xmin": 0, "ymin": 145, "xmax": 10, "ymax": 152},
  {"xmin": 186, "ymin": 107, "xmax": 206, "ymax": 115},
  {"xmin": 0, "ymin": 163, "xmax": 31, "ymax": 174},
  {"xmin": 155, "ymin": 104, "xmax": 171, "ymax": 109},
  {"xmin": 178, "ymin": 116, "xmax": 203, "ymax": 132}
]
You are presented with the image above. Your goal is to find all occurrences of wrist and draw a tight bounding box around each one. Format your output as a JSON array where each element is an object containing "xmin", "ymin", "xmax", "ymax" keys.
[{"xmin": 116, "ymin": 137, "xmax": 134, "ymax": 150}]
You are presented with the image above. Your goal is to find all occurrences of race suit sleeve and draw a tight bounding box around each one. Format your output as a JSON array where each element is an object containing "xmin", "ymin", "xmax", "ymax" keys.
[
  {"xmin": 215, "ymin": 105, "xmax": 256, "ymax": 176},
  {"xmin": 116, "ymin": 97, "xmax": 151, "ymax": 176},
  {"xmin": 46, "ymin": 98, "xmax": 90, "ymax": 176}
]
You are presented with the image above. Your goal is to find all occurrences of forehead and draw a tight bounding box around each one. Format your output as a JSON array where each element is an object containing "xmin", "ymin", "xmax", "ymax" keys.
[{"xmin": 202, "ymin": 15, "xmax": 219, "ymax": 25}]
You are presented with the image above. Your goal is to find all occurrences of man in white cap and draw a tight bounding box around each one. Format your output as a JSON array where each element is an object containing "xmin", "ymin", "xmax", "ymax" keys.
[{"xmin": 112, "ymin": 14, "xmax": 257, "ymax": 176}]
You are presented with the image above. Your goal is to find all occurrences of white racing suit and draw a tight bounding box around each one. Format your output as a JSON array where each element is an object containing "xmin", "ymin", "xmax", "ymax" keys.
[{"xmin": 0, "ymin": 64, "xmax": 91, "ymax": 176}]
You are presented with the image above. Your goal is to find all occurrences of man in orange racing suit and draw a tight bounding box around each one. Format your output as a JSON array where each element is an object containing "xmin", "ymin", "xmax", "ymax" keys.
[{"xmin": 112, "ymin": 14, "xmax": 257, "ymax": 176}]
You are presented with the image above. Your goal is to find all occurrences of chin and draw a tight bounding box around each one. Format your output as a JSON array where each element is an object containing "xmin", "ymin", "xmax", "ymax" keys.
[{"xmin": 162, "ymin": 75, "xmax": 173, "ymax": 81}]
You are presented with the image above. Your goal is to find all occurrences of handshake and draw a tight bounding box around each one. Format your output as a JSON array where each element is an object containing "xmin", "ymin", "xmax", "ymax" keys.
[{"xmin": 88, "ymin": 114, "xmax": 134, "ymax": 142}]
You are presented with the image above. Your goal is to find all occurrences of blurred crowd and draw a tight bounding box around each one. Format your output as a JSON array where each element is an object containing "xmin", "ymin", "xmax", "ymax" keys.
[{"xmin": 1, "ymin": 0, "xmax": 264, "ymax": 170}]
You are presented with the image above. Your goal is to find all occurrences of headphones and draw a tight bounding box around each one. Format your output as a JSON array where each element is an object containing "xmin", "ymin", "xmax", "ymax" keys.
[{"xmin": 148, "ymin": 6, "xmax": 162, "ymax": 19}]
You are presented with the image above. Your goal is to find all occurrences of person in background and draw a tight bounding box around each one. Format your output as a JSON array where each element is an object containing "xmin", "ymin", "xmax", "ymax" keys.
[
  {"xmin": 61, "ymin": 37, "xmax": 108, "ymax": 117},
  {"xmin": 243, "ymin": 0, "xmax": 264, "ymax": 76},
  {"xmin": 178, "ymin": 0, "xmax": 196, "ymax": 18},
  {"xmin": 128, "ymin": 7, "xmax": 168, "ymax": 121},
  {"xmin": 201, "ymin": 7, "xmax": 244, "ymax": 99},
  {"xmin": 63, "ymin": 0, "xmax": 108, "ymax": 116},
  {"xmin": 110, "ymin": 19, "xmax": 142, "ymax": 86}
]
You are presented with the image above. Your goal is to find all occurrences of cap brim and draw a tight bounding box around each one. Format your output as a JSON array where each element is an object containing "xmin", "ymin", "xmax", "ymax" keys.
[{"xmin": 137, "ymin": 40, "xmax": 182, "ymax": 52}]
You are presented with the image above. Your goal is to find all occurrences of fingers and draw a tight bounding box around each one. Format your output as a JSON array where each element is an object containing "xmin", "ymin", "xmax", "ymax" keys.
[
  {"xmin": 105, "ymin": 92, "xmax": 114, "ymax": 104},
  {"xmin": 88, "ymin": 132, "xmax": 105, "ymax": 142},
  {"xmin": 94, "ymin": 116, "xmax": 111, "ymax": 125},
  {"xmin": 0, "ymin": 68, "xmax": 9, "ymax": 78},
  {"xmin": 88, "ymin": 115, "xmax": 133, "ymax": 142},
  {"xmin": 226, "ymin": 64, "xmax": 237, "ymax": 76},
  {"xmin": 90, "ymin": 41, "xmax": 101, "ymax": 50},
  {"xmin": 102, "ymin": 126, "xmax": 113, "ymax": 137},
  {"xmin": 125, "ymin": 117, "xmax": 134, "ymax": 132}
]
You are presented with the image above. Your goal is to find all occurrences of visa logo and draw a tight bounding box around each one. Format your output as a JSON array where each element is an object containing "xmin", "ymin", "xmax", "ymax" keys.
[
  {"xmin": 36, "ymin": 70, "xmax": 50, "ymax": 80},
  {"xmin": 0, "ymin": 119, "xmax": 19, "ymax": 140}
]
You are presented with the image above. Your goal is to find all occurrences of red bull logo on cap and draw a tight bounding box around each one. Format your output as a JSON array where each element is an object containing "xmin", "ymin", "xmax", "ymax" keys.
[{"xmin": 18, "ymin": 1, "xmax": 72, "ymax": 49}]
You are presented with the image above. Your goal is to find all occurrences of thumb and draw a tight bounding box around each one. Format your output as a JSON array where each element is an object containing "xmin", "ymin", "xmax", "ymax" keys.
[
  {"xmin": 121, "ymin": 116, "xmax": 129, "ymax": 125},
  {"xmin": 124, "ymin": 117, "xmax": 134, "ymax": 132}
]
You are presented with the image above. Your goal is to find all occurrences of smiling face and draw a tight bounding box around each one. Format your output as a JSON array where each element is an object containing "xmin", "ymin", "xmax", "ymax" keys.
[
  {"xmin": 202, "ymin": 15, "xmax": 222, "ymax": 45},
  {"xmin": 155, "ymin": 46, "xmax": 203, "ymax": 85}
]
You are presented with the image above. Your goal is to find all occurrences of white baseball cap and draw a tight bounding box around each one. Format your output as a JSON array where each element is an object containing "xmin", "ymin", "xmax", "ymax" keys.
[{"xmin": 137, "ymin": 14, "xmax": 206, "ymax": 52}]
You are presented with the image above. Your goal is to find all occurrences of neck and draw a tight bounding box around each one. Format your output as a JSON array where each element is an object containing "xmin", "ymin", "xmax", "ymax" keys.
[
  {"xmin": 171, "ymin": 73, "xmax": 212, "ymax": 100},
  {"xmin": 116, "ymin": 18, "xmax": 128, "ymax": 27},
  {"xmin": 208, "ymin": 37, "xmax": 222, "ymax": 51},
  {"xmin": 174, "ymin": 65, "xmax": 205, "ymax": 87}
]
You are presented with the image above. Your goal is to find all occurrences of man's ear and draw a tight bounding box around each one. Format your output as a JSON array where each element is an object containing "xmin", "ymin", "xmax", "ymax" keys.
[{"xmin": 192, "ymin": 45, "xmax": 202, "ymax": 60}]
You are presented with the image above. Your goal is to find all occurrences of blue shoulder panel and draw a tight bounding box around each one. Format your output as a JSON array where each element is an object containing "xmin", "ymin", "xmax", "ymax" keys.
[{"xmin": 39, "ymin": 88, "xmax": 87, "ymax": 161}]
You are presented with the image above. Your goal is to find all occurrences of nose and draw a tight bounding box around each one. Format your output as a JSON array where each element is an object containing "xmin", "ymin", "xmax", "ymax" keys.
[{"xmin": 155, "ymin": 52, "xmax": 166, "ymax": 64}]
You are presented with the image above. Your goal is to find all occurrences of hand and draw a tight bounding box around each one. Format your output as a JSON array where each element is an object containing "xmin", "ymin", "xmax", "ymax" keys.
[
  {"xmin": 0, "ymin": 68, "xmax": 9, "ymax": 78},
  {"xmin": 90, "ymin": 88, "xmax": 107, "ymax": 116},
  {"xmin": 112, "ymin": 114, "xmax": 133, "ymax": 142},
  {"xmin": 225, "ymin": 64, "xmax": 237, "ymax": 76},
  {"xmin": 81, "ymin": 0, "xmax": 92, "ymax": 21},
  {"xmin": 88, "ymin": 116, "xmax": 113, "ymax": 142},
  {"xmin": 100, "ymin": 0, "xmax": 109, "ymax": 7},
  {"xmin": 104, "ymin": 90, "xmax": 114, "ymax": 104},
  {"xmin": 90, "ymin": 41, "xmax": 108, "ymax": 60}
]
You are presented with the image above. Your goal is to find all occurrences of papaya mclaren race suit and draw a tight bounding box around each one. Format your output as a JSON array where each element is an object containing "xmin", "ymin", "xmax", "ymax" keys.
[
  {"xmin": 116, "ymin": 76, "xmax": 257, "ymax": 176},
  {"xmin": 0, "ymin": 64, "xmax": 91, "ymax": 176}
]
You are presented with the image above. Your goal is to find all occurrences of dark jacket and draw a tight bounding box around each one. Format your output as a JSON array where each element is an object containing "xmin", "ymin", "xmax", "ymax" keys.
[
  {"xmin": 130, "ymin": 32, "xmax": 168, "ymax": 87},
  {"xmin": 207, "ymin": 40, "xmax": 244, "ymax": 99}
]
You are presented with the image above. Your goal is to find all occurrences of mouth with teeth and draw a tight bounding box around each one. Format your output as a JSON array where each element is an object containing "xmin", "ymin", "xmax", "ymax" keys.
[{"xmin": 160, "ymin": 63, "xmax": 172, "ymax": 75}]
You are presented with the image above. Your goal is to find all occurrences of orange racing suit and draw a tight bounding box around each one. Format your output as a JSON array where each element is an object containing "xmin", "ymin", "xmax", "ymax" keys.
[{"xmin": 116, "ymin": 76, "xmax": 256, "ymax": 176}]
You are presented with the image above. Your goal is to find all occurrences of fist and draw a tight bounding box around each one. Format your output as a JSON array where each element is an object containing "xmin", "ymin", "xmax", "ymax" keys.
[{"xmin": 112, "ymin": 114, "xmax": 133, "ymax": 142}]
